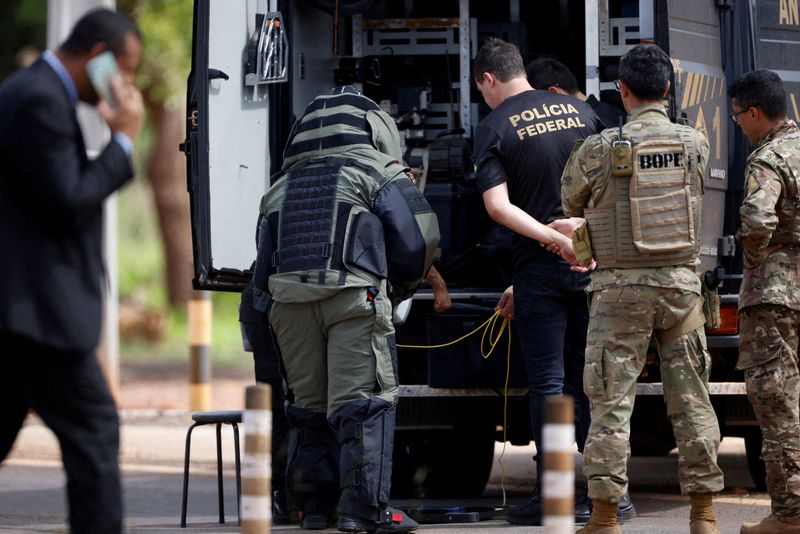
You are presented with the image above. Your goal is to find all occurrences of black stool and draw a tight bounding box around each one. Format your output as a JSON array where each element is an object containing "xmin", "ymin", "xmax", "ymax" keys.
[{"xmin": 180, "ymin": 410, "xmax": 242, "ymax": 527}]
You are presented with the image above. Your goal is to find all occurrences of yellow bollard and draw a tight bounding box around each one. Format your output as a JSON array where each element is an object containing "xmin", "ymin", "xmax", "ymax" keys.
[
  {"xmin": 242, "ymin": 384, "xmax": 272, "ymax": 533},
  {"xmin": 542, "ymin": 395, "xmax": 575, "ymax": 534},
  {"xmin": 188, "ymin": 290, "xmax": 212, "ymax": 411}
]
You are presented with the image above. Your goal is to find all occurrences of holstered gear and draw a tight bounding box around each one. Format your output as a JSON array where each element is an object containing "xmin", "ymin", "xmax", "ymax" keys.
[
  {"xmin": 583, "ymin": 129, "xmax": 702, "ymax": 268},
  {"xmin": 572, "ymin": 219, "xmax": 594, "ymax": 268},
  {"xmin": 701, "ymin": 275, "xmax": 721, "ymax": 330},
  {"xmin": 656, "ymin": 300, "xmax": 706, "ymax": 345},
  {"xmin": 328, "ymin": 397, "xmax": 396, "ymax": 520},
  {"xmin": 285, "ymin": 405, "xmax": 339, "ymax": 496}
]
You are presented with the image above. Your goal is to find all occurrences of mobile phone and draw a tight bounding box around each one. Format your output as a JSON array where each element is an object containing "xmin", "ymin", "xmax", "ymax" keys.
[{"xmin": 86, "ymin": 50, "xmax": 119, "ymax": 107}]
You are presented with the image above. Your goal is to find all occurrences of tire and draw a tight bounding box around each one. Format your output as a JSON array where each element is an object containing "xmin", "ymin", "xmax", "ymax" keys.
[
  {"xmin": 391, "ymin": 422, "xmax": 495, "ymax": 499},
  {"xmin": 744, "ymin": 427, "xmax": 768, "ymax": 491}
]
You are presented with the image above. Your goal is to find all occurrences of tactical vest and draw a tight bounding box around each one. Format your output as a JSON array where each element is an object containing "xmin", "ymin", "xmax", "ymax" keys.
[
  {"xmin": 751, "ymin": 128, "xmax": 800, "ymax": 246},
  {"xmin": 252, "ymin": 87, "xmax": 438, "ymax": 307},
  {"xmin": 584, "ymin": 125, "xmax": 703, "ymax": 268},
  {"xmin": 253, "ymin": 154, "xmax": 403, "ymax": 304}
]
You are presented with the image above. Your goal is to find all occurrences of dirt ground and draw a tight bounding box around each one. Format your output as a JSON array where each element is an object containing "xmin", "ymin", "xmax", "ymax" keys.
[{"xmin": 117, "ymin": 362, "xmax": 253, "ymax": 411}]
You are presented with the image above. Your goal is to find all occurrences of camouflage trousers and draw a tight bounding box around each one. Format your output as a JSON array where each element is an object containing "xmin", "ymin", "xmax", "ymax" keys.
[
  {"xmin": 269, "ymin": 283, "xmax": 399, "ymax": 415},
  {"xmin": 739, "ymin": 304, "xmax": 800, "ymax": 518},
  {"xmin": 583, "ymin": 285, "xmax": 724, "ymax": 501}
]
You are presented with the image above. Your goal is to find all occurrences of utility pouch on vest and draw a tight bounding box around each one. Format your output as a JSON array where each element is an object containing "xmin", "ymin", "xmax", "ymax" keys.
[
  {"xmin": 572, "ymin": 219, "xmax": 594, "ymax": 267},
  {"xmin": 629, "ymin": 138, "xmax": 694, "ymax": 254},
  {"xmin": 611, "ymin": 135, "xmax": 634, "ymax": 177},
  {"xmin": 701, "ymin": 275, "xmax": 721, "ymax": 330},
  {"xmin": 346, "ymin": 210, "xmax": 388, "ymax": 278}
]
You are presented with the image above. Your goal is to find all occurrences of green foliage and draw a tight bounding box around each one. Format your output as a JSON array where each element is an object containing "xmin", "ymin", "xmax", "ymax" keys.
[
  {"xmin": 0, "ymin": 0, "xmax": 47, "ymax": 80},
  {"xmin": 118, "ymin": 180, "xmax": 167, "ymax": 309},
  {"xmin": 118, "ymin": 0, "xmax": 193, "ymax": 109},
  {"xmin": 118, "ymin": 177, "xmax": 249, "ymax": 368}
]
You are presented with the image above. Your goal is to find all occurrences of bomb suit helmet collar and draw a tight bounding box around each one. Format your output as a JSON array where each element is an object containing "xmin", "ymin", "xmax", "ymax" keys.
[{"xmin": 281, "ymin": 85, "xmax": 403, "ymax": 170}]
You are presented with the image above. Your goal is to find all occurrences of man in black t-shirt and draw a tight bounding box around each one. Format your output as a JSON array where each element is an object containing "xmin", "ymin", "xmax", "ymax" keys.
[
  {"xmin": 526, "ymin": 57, "xmax": 627, "ymax": 130},
  {"xmin": 472, "ymin": 38, "xmax": 607, "ymax": 526}
]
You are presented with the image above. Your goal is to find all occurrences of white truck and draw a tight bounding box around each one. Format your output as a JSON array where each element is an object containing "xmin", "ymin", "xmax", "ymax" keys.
[{"xmin": 183, "ymin": 0, "xmax": 800, "ymax": 497}]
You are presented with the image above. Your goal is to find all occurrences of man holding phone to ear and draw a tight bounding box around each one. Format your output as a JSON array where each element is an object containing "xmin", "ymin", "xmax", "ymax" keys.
[{"xmin": 0, "ymin": 8, "xmax": 143, "ymax": 533}]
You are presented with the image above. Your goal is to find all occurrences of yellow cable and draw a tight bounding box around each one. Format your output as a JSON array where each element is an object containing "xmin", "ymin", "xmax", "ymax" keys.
[
  {"xmin": 397, "ymin": 309, "xmax": 512, "ymax": 506},
  {"xmin": 396, "ymin": 309, "xmax": 502, "ymax": 349},
  {"xmin": 498, "ymin": 320, "xmax": 510, "ymax": 507}
]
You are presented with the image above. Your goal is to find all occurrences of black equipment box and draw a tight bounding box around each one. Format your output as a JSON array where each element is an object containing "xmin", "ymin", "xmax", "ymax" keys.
[{"xmin": 426, "ymin": 303, "xmax": 527, "ymax": 389}]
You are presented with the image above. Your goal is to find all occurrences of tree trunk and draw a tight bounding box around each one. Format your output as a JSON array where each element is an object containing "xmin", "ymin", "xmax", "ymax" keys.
[{"xmin": 144, "ymin": 97, "xmax": 193, "ymax": 305}]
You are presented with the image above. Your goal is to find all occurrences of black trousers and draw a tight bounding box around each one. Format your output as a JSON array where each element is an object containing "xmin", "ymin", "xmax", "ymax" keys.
[
  {"xmin": 245, "ymin": 322, "xmax": 290, "ymax": 487},
  {"xmin": 0, "ymin": 330, "xmax": 122, "ymax": 534}
]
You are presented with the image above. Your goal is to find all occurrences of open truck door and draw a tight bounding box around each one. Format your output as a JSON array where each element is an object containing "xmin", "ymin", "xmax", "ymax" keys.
[{"xmin": 183, "ymin": 0, "xmax": 288, "ymax": 291}]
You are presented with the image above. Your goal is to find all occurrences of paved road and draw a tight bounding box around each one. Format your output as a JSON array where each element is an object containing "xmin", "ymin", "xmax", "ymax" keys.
[{"xmin": 0, "ymin": 412, "xmax": 769, "ymax": 533}]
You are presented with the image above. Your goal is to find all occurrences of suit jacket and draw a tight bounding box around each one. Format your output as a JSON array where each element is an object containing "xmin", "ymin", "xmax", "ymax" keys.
[{"xmin": 0, "ymin": 58, "xmax": 133, "ymax": 352}]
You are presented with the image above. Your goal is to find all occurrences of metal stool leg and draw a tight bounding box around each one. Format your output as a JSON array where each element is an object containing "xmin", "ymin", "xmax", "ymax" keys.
[
  {"xmin": 180, "ymin": 422, "xmax": 201, "ymax": 528},
  {"xmin": 216, "ymin": 422, "xmax": 225, "ymax": 523},
  {"xmin": 232, "ymin": 422, "xmax": 241, "ymax": 526}
]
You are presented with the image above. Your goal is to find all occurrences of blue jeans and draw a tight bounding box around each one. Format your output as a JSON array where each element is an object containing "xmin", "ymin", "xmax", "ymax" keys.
[{"xmin": 513, "ymin": 255, "xmax": 591, "ymax": 487}]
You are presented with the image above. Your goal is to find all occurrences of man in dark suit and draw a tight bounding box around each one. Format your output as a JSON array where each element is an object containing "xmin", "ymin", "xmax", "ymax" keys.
[{"xmin": 0, "ymin": 9, "xmax": 143, "ymax": 533}]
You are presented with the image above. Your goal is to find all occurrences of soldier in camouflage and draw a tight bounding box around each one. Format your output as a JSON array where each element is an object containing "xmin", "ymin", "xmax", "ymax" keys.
[
  {"xmin": 729, "ymin": 70, "xmax": 800, "ymax": 534},
  {"xmin": 559, "ymin": 45, "xmax": 724, "ymax": 534}
]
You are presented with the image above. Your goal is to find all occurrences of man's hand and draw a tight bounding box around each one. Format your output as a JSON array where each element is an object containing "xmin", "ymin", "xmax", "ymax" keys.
[
  {"xmin": 544, "ymin": 231, "xmax": 595, "ymax": 272},
  {"xmin": 549, "ymin": 217, "xmax": 586, "ymax": 238},
  {"xmin": 98, "ymin": 74, "xmax": 144, "ymax": 140},
  {"xmin": 426, "ymin": 265, "xmax": 452, "ymax": 313},
  {"xmin": 496, "ymin": 286, "xmax": 514, "ymax": 320}
]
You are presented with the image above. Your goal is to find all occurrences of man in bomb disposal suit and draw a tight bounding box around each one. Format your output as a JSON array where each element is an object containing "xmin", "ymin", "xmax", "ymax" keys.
[
  {"xmin": 252, "ymin": 86, "xmax": 439, "ymax": 533},
  {"xmin": 561, "ymin": 44, "xmax": 724, "ymax": 534},
  {"xmin": 728, "ymin": 70, "xmax": 800, "ymax": 534}
]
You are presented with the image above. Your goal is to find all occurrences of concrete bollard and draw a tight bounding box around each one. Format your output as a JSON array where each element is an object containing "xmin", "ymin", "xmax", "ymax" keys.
[
  {"xmin": 188, "ymin": 290, "xmax": 212, "ymax": 411},
  {"xmin": 542, "ymin": 395, "xmax": 575, "ymax": 534},
  {"xmin": 242, "ymin": 384, "xmax": 272, "ymax": 533}
]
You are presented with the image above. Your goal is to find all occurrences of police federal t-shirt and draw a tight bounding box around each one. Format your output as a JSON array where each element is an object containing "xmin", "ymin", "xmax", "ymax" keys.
[{"xmin": 473, "ymin": 89, "xmax": 602, "ymax": 269}]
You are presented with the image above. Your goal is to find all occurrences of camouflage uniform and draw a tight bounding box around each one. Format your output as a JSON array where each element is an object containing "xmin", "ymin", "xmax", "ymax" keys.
[
  {"xmin": 562, "ymin": 103, "xmax": 724, "ymax": 502},
  {"xmin": 738, "ymin": 119, "xmax": 800, "ymax": 519}
]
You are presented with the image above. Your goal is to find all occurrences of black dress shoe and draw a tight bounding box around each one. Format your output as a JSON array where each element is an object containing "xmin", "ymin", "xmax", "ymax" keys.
[{"xmin": 506, "ymin": 494, "xmax": 543, "ymax": 526}]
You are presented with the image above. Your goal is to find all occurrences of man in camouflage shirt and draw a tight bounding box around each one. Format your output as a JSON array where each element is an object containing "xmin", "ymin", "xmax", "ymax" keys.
[
  {"xmin": 729, "ymin": 70, "xmax": 800, "ymax": 534},
  {"xmin": 559, "ymin": 45, "xmax": 724, "ymax": 534}
]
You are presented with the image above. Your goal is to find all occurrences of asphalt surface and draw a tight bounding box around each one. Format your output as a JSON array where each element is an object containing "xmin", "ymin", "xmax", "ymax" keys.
[{"xmin": 0, "ymin": 412, "xmax": 771, "ymax": 533}]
